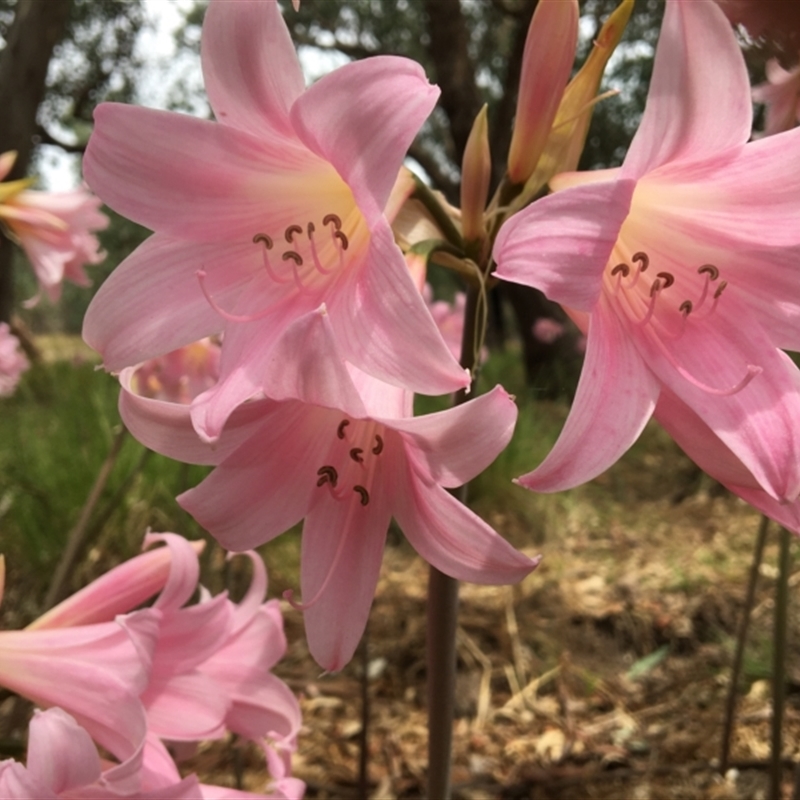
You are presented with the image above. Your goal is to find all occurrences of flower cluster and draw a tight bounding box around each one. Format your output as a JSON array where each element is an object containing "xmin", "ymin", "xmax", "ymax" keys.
[
  {"xmin": 82, "ymin": 0, "xmax": 539, "ymax": 672},
  {"xmin": 0, "ymin": 533, "xmax": 303, "ymax": 799},
  {"xmin": 0, "ymin": 152, "xmax": 107, "ymax": 305}
]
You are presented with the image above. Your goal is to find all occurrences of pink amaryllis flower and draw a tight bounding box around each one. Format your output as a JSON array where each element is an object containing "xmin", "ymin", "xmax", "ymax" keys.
[
  {"xmin": 82, "ymin": 0, "xmax": 467, "ymax": 443},
  {"xmin": 119, "ymin": 308, "xmax": 539, "ymax": 671},
  {"xmin": 494, "ymin": 0, "xmax": 800, "ymax": 502},
  {"xmin": 0, "ymin": 323, "xmax": 28, "ymax": 397},
  {"xmin": 0, "ymin": 152, "xmax": 107, "ymax": 304}
]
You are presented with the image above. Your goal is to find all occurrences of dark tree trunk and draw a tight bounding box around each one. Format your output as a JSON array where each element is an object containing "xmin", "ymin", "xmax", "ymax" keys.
[{"xmin": 0, "ymin": 0, "xmax": 72, "ymax": 322}]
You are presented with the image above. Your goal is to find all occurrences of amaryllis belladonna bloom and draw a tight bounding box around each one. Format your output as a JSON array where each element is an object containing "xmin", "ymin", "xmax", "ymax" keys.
[
  {"xmin": 119, "ymin": 308, "xmax": 539, "ymax": 671},
  {"xmin": 0, "ymin": 323, "xmax": 28, "ymax": 397},
  {"xmin": 495, "ymin": 0, "xmax": 800, "ymax": 503},
  {"xmin": 82, "ymin": 0, "xmax": 467, "ymax": 443},
  {"xmin": 0, "ymin": 152, "xmax": 107, "ymax": 304}
]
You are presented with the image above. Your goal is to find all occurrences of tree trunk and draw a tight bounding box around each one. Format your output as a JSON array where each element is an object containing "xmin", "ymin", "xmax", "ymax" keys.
[{"xmin": 0, "ymin": 0, "xmax": 72, "ymax": 322}]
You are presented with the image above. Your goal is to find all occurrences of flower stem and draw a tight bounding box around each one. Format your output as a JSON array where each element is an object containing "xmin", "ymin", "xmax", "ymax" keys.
[
  {"xmin": 770, "ymin": 527, "xmax": 791, "ymax": 800},
  {"xmin": 426, "ymin": 282, "xmax": 481, "ymax": 799}
]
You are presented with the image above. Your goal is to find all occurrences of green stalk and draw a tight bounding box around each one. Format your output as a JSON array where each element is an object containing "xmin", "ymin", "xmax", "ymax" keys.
[{"xmin": 770, "ymin": 527, "xmax": 791, "ymax": 800}]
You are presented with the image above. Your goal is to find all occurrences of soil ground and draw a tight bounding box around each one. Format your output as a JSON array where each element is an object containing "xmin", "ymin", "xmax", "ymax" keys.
[{"xmin": 183, "ymin": 420, "xmax": 800, "ymax": 800}]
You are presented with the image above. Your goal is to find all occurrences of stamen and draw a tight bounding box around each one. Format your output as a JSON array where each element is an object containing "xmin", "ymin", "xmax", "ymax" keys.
[
  {"xmin": 657, "ymin": 341, "xmax": 762, "ymax": 396},
  {"xmin": 611, "ymin": 263, "xmax": 630, "ymax": 277},
  {"xmin": 633, "ymin": 278, "xmax": 662, "ymax": 327},
  {"xmin": 281, "ymin": 251, "xmax": 312, "ymax": 294},
  {"xmin": 349, "ymin": 448, "xmax": 364, "ymax": 463},
  {"xmin": 323, "ymin": 213, "xmax": 342, "ymax": 230},
  {"xmin": 679, "ymin": 300, "xmax": 693, "ymax": 316},
  {"xmin": 196, "ymin": 270, "xmax": 276, "ymax": 323},
  {"xmin": 354, "ymin": 485, "xmax": 370, "ymax": 506},
  {"xmin": 372, "ymin": 435, "xmax": 384, "ymax": 455},
  {"xmin": 285, "ymin": 224, "xmax": 302, "ymax": 243},
  {"xmin": 656, "ymin": 271, "xmax": 675, "ymax": 289},
  {"xmin": 714, "ymin": 280, "xmax": 728, "ymax": 300},
  {"xmin": 282, "ymin": 251, "xmax": 303, "ymax": 266},
  {"xmin": 254, "ymin": 233, "xmax": 290, "ymax": 285},
  {"xmin": 632, "ymin": 252, "xmax": 649, "ymax": 272},
  {"xmin": 307, "ymin": 221, "xmax": 335, "ymax": 276},
  {"xmin": 337, "ymin": 420, "xmax": 349, "ymax": 439},
  {"xmin": 698, "ymin": 264, "xmax": 719, "ymax": 281},
  {"xmin": 316, "ymin": 465, "xmax": 338, "ymax": 487},
  {"xmin": 335, "ymin": 231, "xmax": 349, "ymax": 250}
]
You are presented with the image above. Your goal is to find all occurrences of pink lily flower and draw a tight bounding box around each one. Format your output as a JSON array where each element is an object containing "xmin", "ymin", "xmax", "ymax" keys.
[
  {"xmin": 119, "ymin": 308, "xmax": 539, "ymax": 671},
  {"xmin": 0, "ymin": 152, "xmax": 107, "ymax": 304},
  {"xmin": 494, "ymin": 0, "xmax": 800, "ymax": 502},
  {"xmin": 82, "ymin": 0, "xmax": 467, "ymax": 443},
  {"xmin": 752, "ymin": 57, "xmax": 800, "ymax": 137},
  {"xmin": 0, "ymin": 323, "xmax": 29, "ymax": 397}
]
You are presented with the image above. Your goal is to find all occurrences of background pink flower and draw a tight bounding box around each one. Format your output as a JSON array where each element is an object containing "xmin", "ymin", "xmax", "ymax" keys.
[{"xmin": 0, "ymin": 323, "xmax": 28, "ymax": 397}]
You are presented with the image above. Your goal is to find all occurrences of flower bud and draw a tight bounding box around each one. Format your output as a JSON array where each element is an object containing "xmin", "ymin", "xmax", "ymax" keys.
[
  {"xmin": 507, "ymin": 0, "xmax": 578, "ymax": 186},
  {"xmin": 461, "ymin": 105, "xmax": 490, "ymax": 244}
]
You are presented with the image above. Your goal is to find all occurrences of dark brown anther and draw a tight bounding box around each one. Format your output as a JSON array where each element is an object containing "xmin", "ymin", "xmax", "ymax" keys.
[
  {"xmin": 353, "ymin": 485, "xmax": 370, "ymax": 506},
  {"xmin": 334, "ymin": 231, "xmax": 349, "ymax": 251},
  {"xmin": 698, "ymin": 264, "xmax": 720, "ymax": 281},
  {"xmin": 679, "ymin": 300, "xmax": 693, "ymax": 316},
  {"xmin": 285, "ymin": 224, "xmax": 302, "ymax": 242},
  {"xmin": 656, "ymin": 271, "xmax": 675, "ymax": 289},
  {"xmin": 372, "ymin": 435, "xmax": 384, "ymax": 455},
  {"xmin": 649, "ymin": 278, "xmax": 663, "ymax": 297},
  {"xmin": 283, "ymin": 251, "xmax": 303, "ymax": 265},
  {"xmin": 323, "ymin": 213, "xmax": 343, "ymax": 230},
  {"xmin": 307, "ymin": 222, "xmax": 315, "ymax": 236},
  {"xmin": 349, "ymin": 448, "xmax": 364, "ymax": 463},
  {"xmin": 713, "ymin": 280, "xmax": 728, "ymax": 300},
  {"xmin": 632, "ymin": 251, "xmax": 650, "ymax": 271},
  {"xmin": 611, "ymin": 263, "xmax": 630, "ymax": 277},
  {"xmin": 253, "ymin": 233, "xmax": 273, "ymax": 249},
  {"xmin": 337, "ymin": 420, "xmax": 350, "ymax": 439},
  {"xmin": 316, "ymin": 465, "xmax": 338, "ymax": 487}
]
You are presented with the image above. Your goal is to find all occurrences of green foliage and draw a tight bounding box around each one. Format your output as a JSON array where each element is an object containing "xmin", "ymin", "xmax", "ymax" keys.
[{"xmin": 0, "ymin": 357, "xmax": 211, "ymax": 609}]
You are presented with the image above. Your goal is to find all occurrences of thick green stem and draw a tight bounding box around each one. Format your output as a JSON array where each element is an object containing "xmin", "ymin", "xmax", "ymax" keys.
[
  {"xmin": 770, "ymin": 527, "xmax": 791, "ymax": 800},
  {"xmin": 426, "ymin": 283, "xmax": 481, "ymax": 799}
]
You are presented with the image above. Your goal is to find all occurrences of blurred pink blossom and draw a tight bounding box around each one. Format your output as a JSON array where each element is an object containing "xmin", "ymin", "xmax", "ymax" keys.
[
  {"xmin": 752, "ymin": 58, "xmax": 800, "ymax": 136},
  {"xmin": 0, "ymin": 323, "xmax": 28, "ymax": 396},
  {"xmin": 132, "ymin": 339, "xmax": 221, "ymax": 405},
  {"xmin": 531, "ymin": 317, "xmax": 565, "ymax": 345},
  {"xmin": 0, "ymin": 152, "xmax": 107, "ymax": 304}
]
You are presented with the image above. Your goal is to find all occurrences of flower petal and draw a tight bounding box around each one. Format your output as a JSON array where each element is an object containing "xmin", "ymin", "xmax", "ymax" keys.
[
  {"xmin": 494, "ymin": 178, "xmax": 636, "ymax": 312},
  {"xmin": 201, "ymin": 0, "xmax": 304, "ymax": 139},
  {"xmin": 85, "ymin": 104, "xmax": 319, "ymax": 240},
  {"xmin": 290, "ymin": 56, "xmax": 439, "ymax": 225},
  {"xmin": 300, "ymin": 492, "xmax": 392, "ymax": 671},
  {"xmin": 393, "ymin": 475, "xmax": 538, "ymax": 585},
  {"xmin": 517, "ymin": 294, "xmax": 660, "ymax": 491},
  {"xmin": 327, "ymin": 220, "xmax": 469, "ymax": 395},
  {"xmin": 178, "ymin": 402, "xmax": 325, "ymax": 550},
  {"xmin": 388, "ymin": 385, "xmax": 517, "ymax": 487},
  {"xmin": 622, "ymin": 0, "xmax": 751, "ymax": 177}
]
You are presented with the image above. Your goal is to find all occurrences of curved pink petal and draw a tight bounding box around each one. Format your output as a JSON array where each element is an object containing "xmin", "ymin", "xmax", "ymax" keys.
[
  {"xmin": 142, "ymin": 670, "xmax": 228, "ymax": 741},
  {"xmin": 641, "ymin": 304, "xmax": 800, "ymax": 502},
  {"xmin": 394, "ymin": 472, "xmax": 539, "ymax": 584},
  {"xmin": 225, "ymin": 673, "xmax": 301, "ymax": 744},
  {"xmin": 85, "ymin": 104, "xmax": 318, "ymax": 240},
  {"xmin": 388, "ymin": 385, "xmax": 517, "ymax": 487},
  {"xmin": 259, "ymin": 306, "xmax": 366, "ymax": 416},
  {"xmin": 143, "ymin": 533, "xmax": 202, "ymax": 613},
  {"xmin": 622, "ymin": 0, "xmax": 751, "ymax": 178},
  {"xmin": 27, "ymin": 708, "xmax": 101, "ymax": 794},
  {"xmin": 518, "ymin": 295, "xmax": 660, "ymax": 491},
  {"xmin": 494, "ymin": 177, "xmax": 636, "ymax": 312},
  {"xmin": 327, "ymin": 221, "xmax": 469, "ymax": 394},
  {"xmin": 201, "ymin": 0, "xmax": 304, "ymax": 139},
  {"xmin": 178, "ymin": 402, "xmax": 325, "ymax": 550},
  {"xmin": 290, "ymin": 56, "xmax": 439, "ymax": 225},
  {"xmin": 0, "ymin": 763, "xmax": 56, "ymax": 800},
  {"xmin": 301, "ymin": 490, "xmax": 392, "ymax": 671},
  {"xmin": 83, "ymin": 235, "xmax": 256, "ymax": 372},
  {"xmin": 28, "ymin": 537, "xmax": 205, "ymax": 630},
  {"xmin": 655, "ymin": 389, "xmax": 800, "ymax": 535}
]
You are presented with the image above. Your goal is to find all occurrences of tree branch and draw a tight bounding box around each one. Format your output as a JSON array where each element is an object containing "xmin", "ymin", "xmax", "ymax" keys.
[
  {"xmin": 407, "ymin": 140, "xmax": 459, "ymax": 201},
  {"xmin": 290, "ymin": 30, "xmax": 378, "ymax": 61}
]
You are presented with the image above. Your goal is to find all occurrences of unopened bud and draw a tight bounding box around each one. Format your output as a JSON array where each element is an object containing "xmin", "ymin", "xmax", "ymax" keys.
[
  {"xmin": 461, "ymin": 105, "xmax": 491, "ymax": 244},
  {"xmin": 507, "ymin": 0, "xmax": 579, "ymax": 186}
]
